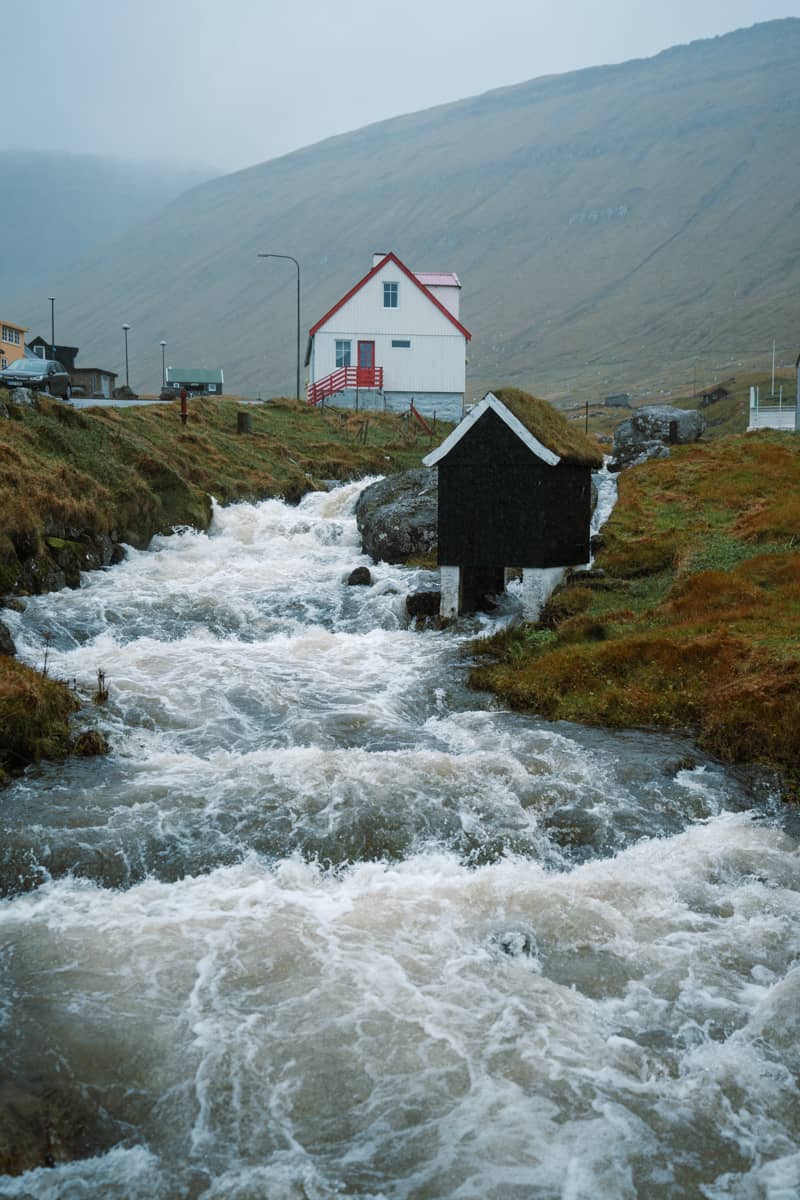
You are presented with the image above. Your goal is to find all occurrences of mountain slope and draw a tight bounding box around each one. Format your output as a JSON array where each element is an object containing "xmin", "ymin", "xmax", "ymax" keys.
[
  {"xmin": 0, "ymin": 152, "xmax": 214, "ymax": 300},
  {"xmin": 19, "ymin": 20, "xmax": 800, "ymax": 401}
]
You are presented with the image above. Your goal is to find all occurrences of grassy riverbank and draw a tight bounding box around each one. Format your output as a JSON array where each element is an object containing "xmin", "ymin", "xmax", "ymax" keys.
[
  {"xmin": 0, "ymin": 393, "xmax": 445, "ymax": 778},
  {"xmin": 472, "ymin": 431, "xmax": 800, "ymax": 789}
]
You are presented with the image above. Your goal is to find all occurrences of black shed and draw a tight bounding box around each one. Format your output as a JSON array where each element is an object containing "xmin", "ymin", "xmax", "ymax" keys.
[{"xmin": 423, "ymin": 389, "xmax": 604, "ymax": 615}]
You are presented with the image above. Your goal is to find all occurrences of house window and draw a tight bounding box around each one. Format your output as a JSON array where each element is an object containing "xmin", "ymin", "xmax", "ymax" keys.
[
  {"xmin": 208, "ymin": 384, "xmax": 218, "ymax": 393},
  {"xmin": 2, "ymin": 326, "xmax": 21, "ymax": 345},
  {"xmin": 335, "ymin": 340, "xmax": 352, "ymax": 368},
  {"xmin": 383, "ymin": 281, "xmax": 398, "ymax": 308},
  {"xmin": 391, "ymin": 339, "xmax": 411, "ymax": 348},
  {"xmin": 33, "ymin": 345, "xmax": 45, "ymax": 358}
]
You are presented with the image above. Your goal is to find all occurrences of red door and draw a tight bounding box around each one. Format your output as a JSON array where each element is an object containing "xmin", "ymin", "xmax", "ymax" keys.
[{"xmin": 357, "ymin": 340, "xmax": 375, "ymax": 385}]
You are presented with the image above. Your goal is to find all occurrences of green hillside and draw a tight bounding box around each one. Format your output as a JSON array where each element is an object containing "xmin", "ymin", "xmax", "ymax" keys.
[{"xmin": 16, "ymin": 20, "xmax": 800, "ymax": 403}]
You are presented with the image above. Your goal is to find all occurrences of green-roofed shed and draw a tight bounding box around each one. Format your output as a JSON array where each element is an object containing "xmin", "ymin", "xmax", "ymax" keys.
[
  {"xmin": 422, "ymin": 388, "xmax": 604, "ymax": 616},
  {"xmin": 166, "ymin": 367, "xmax": 224, "ymax": 396}
]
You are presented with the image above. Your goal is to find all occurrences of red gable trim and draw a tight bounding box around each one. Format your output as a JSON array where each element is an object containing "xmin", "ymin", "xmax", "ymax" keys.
[{"xmin": 308, "ymin": 252, "xmax": 471, "ymax": 341}]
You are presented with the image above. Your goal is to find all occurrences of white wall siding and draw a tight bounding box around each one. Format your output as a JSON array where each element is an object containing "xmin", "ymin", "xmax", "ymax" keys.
[
  {"xmin": 424, "ymin": 285, "xmax": 460, "ymax": 319},
  {"xmin": 314, "ymin": 330, "xmax": 465, "ymax": 393},
  {"xmin": 747, "ymin": 409, "xmax": 797, "ymax": 431},
  {"xmin": 310, "ymin": 259, "xmax": 468, "ymax": 398},
  {"xmin": 322, "ymin": 262, "xmax": 461, "ymax": 339}
]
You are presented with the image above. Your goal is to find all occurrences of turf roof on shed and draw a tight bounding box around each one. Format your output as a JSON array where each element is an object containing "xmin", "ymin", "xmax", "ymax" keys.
[{"xmin": 491, "ymin": 388, "xmax": 604, "ymax": 468}]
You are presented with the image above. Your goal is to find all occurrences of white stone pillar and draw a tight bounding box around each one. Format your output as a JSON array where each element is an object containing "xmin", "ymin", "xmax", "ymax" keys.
[
  {"xmin": 520, "ymin": 567, "xmax": 566, "ymax": 622},
  {"xmin": 440, "ymin": 566, "xmax": 461, "ymax": 618}
]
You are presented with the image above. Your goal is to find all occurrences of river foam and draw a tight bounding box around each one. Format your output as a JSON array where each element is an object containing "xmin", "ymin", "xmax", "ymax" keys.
[{"xmin": 1, "ymin": 479, "xmax": 798, "ymax": 1198}]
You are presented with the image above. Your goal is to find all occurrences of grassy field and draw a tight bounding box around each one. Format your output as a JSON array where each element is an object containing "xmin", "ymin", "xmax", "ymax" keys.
[
  {"xmin": 0, "ymin": 393, "xmax": 446, "ymax": 778},
  {"xmin": 472, "ymin": 430, "xmax": 800, "ymax": 788},
  {"xmin": 560, "ymin": 369, "xmax": 795, "ymax": 442}
]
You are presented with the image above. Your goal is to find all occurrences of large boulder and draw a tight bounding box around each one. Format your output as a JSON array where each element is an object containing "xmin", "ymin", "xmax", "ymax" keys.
[
  {"xmin": 611, "ymin": 405, "xmax": 705, "ymax": 471},
  {"xmin": 356, "ymin": 468, "xmax": 438, "ymax": 563}
]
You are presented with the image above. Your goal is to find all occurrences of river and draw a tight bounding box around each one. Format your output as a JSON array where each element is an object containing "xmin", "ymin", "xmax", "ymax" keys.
[{"xmin": 1, "ymin": 480, "xmax": 798, "ymax": 1199}]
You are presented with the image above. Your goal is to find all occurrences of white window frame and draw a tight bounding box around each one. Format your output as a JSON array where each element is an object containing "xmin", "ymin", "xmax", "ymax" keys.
[
  {"xmin": 335, "ymin": 339, "xmax": 352, "ymax": 368},
  {"xmin": 383, "ymin": 281, "xmax": 399, "ymax": 309}
]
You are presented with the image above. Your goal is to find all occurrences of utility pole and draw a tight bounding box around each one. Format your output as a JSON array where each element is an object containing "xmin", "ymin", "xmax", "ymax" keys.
[{"xmin": 48, "ymin": 297, "xmax": 55, "ymax": 357}]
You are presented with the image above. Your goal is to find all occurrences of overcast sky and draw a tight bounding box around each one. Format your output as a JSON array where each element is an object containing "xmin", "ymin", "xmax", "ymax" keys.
[{"xmin": 5, "ymin": 0, "xmax": 799, "ymax": 174}]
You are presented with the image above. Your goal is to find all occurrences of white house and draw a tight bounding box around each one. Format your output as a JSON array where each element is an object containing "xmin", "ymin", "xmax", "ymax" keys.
[{"xmin": 305, "ymin": 251, "xmax": 471, "ymax": 420}]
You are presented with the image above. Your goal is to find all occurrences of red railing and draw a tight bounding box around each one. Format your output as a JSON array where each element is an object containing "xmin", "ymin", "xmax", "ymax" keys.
[
  {"xmin": 409, "ymin": 400, "xmax": 433, "ymax": 435},
  {"xmin": 307, "ymin": 366, "xmax": 383, "ymax": 406}
]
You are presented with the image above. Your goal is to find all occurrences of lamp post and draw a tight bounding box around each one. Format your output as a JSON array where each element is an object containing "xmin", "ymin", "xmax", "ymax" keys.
[
  {"xmin": 160, "ymin": 340, "xmax": 167, "ymax": 389},
  {"xmin": 122, "ymin": 323, "xmax": 130, "ymax": 389},
  {"xmin": 48, "ymin": 296, "xmax": 55, "ymax": 357},
  {"xmin": 257, "ymin": 253, "xmax": 300, "ymax": 402}
]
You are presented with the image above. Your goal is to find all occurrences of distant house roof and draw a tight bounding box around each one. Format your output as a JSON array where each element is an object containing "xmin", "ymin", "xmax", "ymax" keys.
[
  {"xmin": 166, "ymin": 367, "xmax": 224, "ymax": 384},
  {"xmin": 71, "ymin": 367, "xmax": 117, "ymax": 379},
  {"xmin": 307, "ymin": 252, "xmax": 471, "ymax": 353},
  {"xmin": 414, "ymin": 272, "xmax": 461, "ymax": 288},
  {"xmin": 424, "ymin": 388, "xmax": 604, "ymax": 469},
  {"xmin": 28, "ymin": 335, "xmax": 79, "ymax": 354},
  {"xmin": 701, "ymin": 384, "xmax": 730, "ymax": 398}
]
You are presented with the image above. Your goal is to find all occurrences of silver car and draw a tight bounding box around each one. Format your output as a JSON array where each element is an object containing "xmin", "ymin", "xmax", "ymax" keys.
[{"xmin": 0, "ymin": 357, "xmax": 72, "ymax": 398}]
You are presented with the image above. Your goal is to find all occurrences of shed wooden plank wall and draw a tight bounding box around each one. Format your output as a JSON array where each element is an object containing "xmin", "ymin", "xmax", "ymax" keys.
[{"xmin": 437, "ymin": 409, "xmax": 591, "ymax": 568}]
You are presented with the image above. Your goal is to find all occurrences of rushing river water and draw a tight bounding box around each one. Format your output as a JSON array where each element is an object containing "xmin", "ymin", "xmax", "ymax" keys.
[{"xmin": 1, "ymin": 480, "xmax": 799, "ymax": 1200}]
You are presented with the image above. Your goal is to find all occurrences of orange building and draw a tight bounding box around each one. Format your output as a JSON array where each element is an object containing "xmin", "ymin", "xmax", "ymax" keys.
[{"xmin": 1, "ymin": 320, "xmax": 27, "ymax": 368}]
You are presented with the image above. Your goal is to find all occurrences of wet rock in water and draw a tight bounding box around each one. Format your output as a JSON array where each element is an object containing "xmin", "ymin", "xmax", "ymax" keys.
[
  {"xmin": 0, "ymin": 619, "xmax": 15, "ymax": 656},
  {"xmin": 544, "ymin": 806, "xmax": 603, "ymax": 848},
  {"xmin": 355, "ymin": 467, "xmax": 438, "ymax": 564},
  {"xmin": 406, "ymin": 591, "xmax": 441, "ymax": 618},
  {"xmin": 72, "ymin": 729, "xmax": 110, "ymax": 757},
  {"xmin": 0, "ymin": 597, "xmax": 25, "ymax": 612},
  {"xmin": 347, "ymin": 566, "xmax": 373, "ymax": 586},
  {"xmin": 0, "ymin": 1075, "xmax": 118, "ymax": 1175},
  {"xmin": 491, "ymin": 929, "xmax": 538, "ymax": 959}
]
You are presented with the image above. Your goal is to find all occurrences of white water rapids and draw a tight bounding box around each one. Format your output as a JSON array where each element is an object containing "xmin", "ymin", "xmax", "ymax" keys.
[{"xmin": 1, "ymin": 480, "xmax": 798, "ymax": 1199}]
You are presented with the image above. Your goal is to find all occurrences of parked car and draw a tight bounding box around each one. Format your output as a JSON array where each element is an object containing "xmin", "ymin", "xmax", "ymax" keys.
[{"xmin": 0, "ymin": 357, "xmax": 72, "ymax": 398}]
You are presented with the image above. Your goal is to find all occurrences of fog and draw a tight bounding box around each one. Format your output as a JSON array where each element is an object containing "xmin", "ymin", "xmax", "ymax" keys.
[{"xmin": 3, "ymin": 0, "xmax": 798, "ymax": 172}]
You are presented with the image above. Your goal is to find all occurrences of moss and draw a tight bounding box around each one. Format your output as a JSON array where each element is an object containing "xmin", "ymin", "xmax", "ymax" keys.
[
  {"xmin": 474, "ymin": 432, "xmax": 800, "ymax": 777},
  {"xmin": 491, "ymin": 387, "xmax": 605, "ymax": 467},
  {"xmin": 0, "ymin": 659, "xmax": 79, "ymax": 772}
]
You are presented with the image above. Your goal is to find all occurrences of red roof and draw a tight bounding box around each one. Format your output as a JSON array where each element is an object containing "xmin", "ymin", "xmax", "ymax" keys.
[
  {"xmin": 414, "ymin": 272, "xmax": 461, "ymax": 288},
  {"xmin": 308, "ymin": 253, "xmax": 471, "ymax": 341}
]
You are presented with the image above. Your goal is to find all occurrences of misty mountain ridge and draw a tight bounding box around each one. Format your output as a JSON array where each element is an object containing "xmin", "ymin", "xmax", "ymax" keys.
[
  {"xmin": 14, "ymin": 19, "xmax": 800, "ymax": 401},
  {"xmin": 0, "ymin": 151, "xmax": 217, "ymax": 300}
]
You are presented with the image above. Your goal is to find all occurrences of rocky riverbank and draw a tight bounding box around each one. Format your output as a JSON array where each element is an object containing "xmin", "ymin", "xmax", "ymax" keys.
[{"xmin": 0, "ymin": 391, "xmax": 443, "ymax": 781}]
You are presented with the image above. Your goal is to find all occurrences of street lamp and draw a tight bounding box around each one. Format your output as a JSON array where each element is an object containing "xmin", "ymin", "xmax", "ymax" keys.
[
  {"xmin": 48, "ymin": 297, "xmax": 55, "ymax": 357},
  {"xmin": 160, "ymin": 340, "xmax": 167, "ymax": 389},
  {"xmin": 257, "ymin": 253, "xmax": 300, "ymax": 402},
  {"xmin": 122, "ymin": 323, "xmax": 130, "ymax": 389}
]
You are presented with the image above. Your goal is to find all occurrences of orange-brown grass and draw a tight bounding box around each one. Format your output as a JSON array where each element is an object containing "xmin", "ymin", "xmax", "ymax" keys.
[
  {"xmin": 473, "ymin": 431, "xmax": 800, "ymax": 781},
  {"xmin": 0, "ymin": 657, "xmax": 79, "ymax": 777}
]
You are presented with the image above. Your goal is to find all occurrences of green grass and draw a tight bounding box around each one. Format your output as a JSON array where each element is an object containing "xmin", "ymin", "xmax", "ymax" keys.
[{"xmin": 472, "ymin": 431, "xmax": 800, "ymax": 785}]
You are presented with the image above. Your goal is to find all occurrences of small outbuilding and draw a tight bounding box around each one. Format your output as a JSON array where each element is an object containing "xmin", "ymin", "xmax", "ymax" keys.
[
  {"xmin": 422, "ymin": 388, "xmax": 604, "ymax": 617},
  {"xmin": 165, "ymin": 367, "xmax": 224, "ymax": 396},
  {"xmin": 70, "ymin": 366, "xmax": 118, "ymax": 399},
  {"xmin": 27, "ymin": 336, "xmax": 79, "ymax": 372},
  {"xmin": 700, "ymin": 384, "xmax": 730, "ymax": 406}
]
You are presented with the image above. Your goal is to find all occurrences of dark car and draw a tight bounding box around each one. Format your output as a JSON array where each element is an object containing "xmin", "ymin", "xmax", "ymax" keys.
[{"xmin": 0, "ymin": 357, "xmax": 72, "ymax": 398}]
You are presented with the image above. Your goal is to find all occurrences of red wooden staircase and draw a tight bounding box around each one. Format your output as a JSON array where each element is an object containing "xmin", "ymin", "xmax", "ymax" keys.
[{"xmin": 307, "ymin": 366, "xmax": 383, "ymax": 406}]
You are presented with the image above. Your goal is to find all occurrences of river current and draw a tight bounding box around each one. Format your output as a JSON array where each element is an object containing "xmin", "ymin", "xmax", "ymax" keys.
[{"xmin": 1, "ymin": 480, "xmax": 798, "ymax": 1199}]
